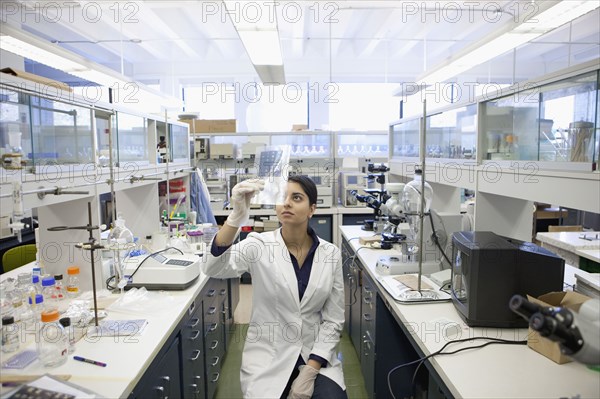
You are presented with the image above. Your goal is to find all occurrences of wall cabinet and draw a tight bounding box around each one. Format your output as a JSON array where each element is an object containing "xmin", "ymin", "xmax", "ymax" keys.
[{"xmin": 389, "ymin": 61, "xmax": 600, "ymax": 242}]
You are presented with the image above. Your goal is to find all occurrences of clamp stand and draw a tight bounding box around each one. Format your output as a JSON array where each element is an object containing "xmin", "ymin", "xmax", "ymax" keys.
[{"xmin": 48, "ymin": 202, "xmax": 105, "ymax": 326}]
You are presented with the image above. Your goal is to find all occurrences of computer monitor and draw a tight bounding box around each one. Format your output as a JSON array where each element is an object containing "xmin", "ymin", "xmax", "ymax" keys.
[{"xmin": 451, "ymin": 231, "xmax": 565, "ymax": 327}]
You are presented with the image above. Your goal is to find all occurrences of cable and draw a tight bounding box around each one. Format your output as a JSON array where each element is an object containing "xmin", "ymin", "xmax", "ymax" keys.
[
  {"xmin": 127, "ymin": 247, "xmax": 184, "ymax": 280},
  {"xmin": 387, "ymin": 337, "xmax": 526, "ymax": 399},
  {"xmin": 428, "ymin": 212, "xmax": 453, "ymax": 267}
]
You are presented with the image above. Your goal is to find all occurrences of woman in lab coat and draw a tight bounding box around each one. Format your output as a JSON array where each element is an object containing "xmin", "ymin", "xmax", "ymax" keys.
[{"xmin": 202, "ymin": 175, "xmax": 346, "ymax": 399}]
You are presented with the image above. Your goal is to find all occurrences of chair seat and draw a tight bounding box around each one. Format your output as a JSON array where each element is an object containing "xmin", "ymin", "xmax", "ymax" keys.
[{"xmin": 2, "ymin": 244, "xmax": 37, "ymax": 273}]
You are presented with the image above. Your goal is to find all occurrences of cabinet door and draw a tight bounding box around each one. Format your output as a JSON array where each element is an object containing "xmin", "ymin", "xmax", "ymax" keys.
[
  {"xmin": 181, "ymin": 299, "xmax": 205, "ymax": 399},
  {"xmin": 309, "ymin": 215, "xmax": 332, "ymax": 242},
  {"xmin": 133, "ymin": 336, "xmax": 181, "ymax": 399},
  {"xmin": 349, "ymin": 262, "xmax": 362, "ymax": 356}
]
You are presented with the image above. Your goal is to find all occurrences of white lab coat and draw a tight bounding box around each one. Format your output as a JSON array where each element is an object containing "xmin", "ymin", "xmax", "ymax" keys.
[{"xmin": 201, "ymin": 228, "xmax": 345, "ymax": 398}]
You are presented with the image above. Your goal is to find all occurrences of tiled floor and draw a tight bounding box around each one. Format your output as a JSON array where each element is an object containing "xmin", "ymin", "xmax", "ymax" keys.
[{"xmin": 215, "ymin": 284, "xmax": 369, "ymax": 399}]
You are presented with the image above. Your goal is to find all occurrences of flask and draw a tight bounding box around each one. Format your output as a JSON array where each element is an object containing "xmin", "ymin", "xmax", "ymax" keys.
[
  {"xmin": 37, "ymin": 310, "xmax": 68, "ymax": 367},
  {"xmin": 53, "ymin": 274, "xmax": 66, "ymax": 302},
  {"xmin": 1, "ymin": 315, "xmax": 20, "ymax": 353},
  {"xmin": 66, "ymin": 267, "xmax": 80, "ymax": 298},
  {"xmin": 402, "ymin": 169, "xmax": 433, "ymax": 239},
  {"xmin": 41, "ymin": 276, "xmax": 58, "ymax": 312},
  {"xmin": 59, "ymin": 317, "xmax": 76, "ymax": 354}
]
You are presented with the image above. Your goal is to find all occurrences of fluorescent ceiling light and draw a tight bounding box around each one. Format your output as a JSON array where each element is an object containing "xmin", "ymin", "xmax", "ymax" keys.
[
  {"xmin": 414, "ymin": 0, "xmax": 599, "ymax": 87},
  {"xmin": 224, "ymin": 0, "xmax": 285, "ymax": 85},
  {"xmin": 238, "ymin": 30, "xmax": 283, "ymax": 65},
  {"xmin": 0, "ymin": 24, "xmax": 181, "ymax": 109}
]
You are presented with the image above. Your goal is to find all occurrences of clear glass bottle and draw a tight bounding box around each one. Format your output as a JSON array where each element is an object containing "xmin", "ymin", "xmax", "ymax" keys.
[
  {"xmin": 41, "ymin": 276, "xmax": 58, "ymax": 312},
  {"xmin": 59, "ymin": 317, "xmax": 76, "ymax": 354},
  {"xmin": 402, "ymin": 169, "xmax": 433, "ymax": 239},
  {"xmin": 53, "ymin": 274, "xmax": 66, "ymax": 302},
  {"xmin": 5, "ymin": 281, "xmax": 24, "ymax": 322},
  {"xmin": 28, "ymin": 294, "xmax": 44, "ymax": 324},
  {"xmin": 37, "ymin": 310, "xmax": 68, "ymax": 367},
  {"xmin": 2, "ymin": 315, "xmax": 20, "ymax": 353},
  {"xmin": 31, "ymin": 274, "xmax": 42, "ymax": 294},
  {"xmin": 66, "ymin": 267, "xmax": 80, "ymax": 298}
]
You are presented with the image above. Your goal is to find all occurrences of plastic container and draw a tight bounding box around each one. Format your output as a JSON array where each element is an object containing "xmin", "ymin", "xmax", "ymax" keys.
[
  {"xmin": 66, "ymin": 267, "xmax": 80, "ymax": 298},
  {"xmin": 402, "ymin": 169, "xmax": 433, "ymax": 238},
  {"xmin": 202, "ymin": 226, "xmax": 219, "ymax": 244},
  {"xmin": 41, "ymin": 276, "xmax": 58, "ymax": 312},
  {"xmin": 2, "ymin": 315, "xmax": 20, "ymax": 353},
  {"xmin": 37, "ymin": 310, "xmax": 68, "ymax": 367},
  {"xmin": 59, "ymin": 317, "xmax": 76, "ymax": 354}
]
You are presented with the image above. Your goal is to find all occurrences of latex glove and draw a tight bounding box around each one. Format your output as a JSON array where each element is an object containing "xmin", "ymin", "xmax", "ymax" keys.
[
  {"xmin": 287, "ymin": 364, "xmax": 319, "ymax": 399},
  {"xmin": 226, "ymin": 179, "xmax": 265, "ymax": 228}
]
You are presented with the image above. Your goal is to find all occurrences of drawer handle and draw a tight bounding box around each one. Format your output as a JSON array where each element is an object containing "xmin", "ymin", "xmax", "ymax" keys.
[
  {"xmin": 363, "ymin": 296, "xmax": 372, "ymax": 304},
  {"xmin": 222, "ymin": 306, "xmax": 229, "ymax": 315},
  {"xmin": 190, "ymin": 349, "xmax": 201, "ymax": 361},
  {"xmin": 211, "ymin": 356, "xmax": 220, "ymax": 366},
  {"xmin": 211, "ymin": 372, "xmax": 220, "ymax": 383},
  {"xmin": 363, "ymin": 314, "xmax": 372, "ymax": 322},
  {"xmin": 208, "ymin": 322, "xmax": 218, "ymax": 332},
  {"xmin": 188, "ymin": 301, "xmax": 195, "ymax": 315},
  {"xmin": 161, "ymin": 376, "xmax": 171, "ymax": 399},
  {"xmin": 210, "ymin": 340, "xmax": 219, "ymax": 350},
  {"xmin": 208, "ymin": 306, "xmax": 217, "ymax": 315},
  {"xmin": 220, "ymin": 288, "xmax": 226, "ymax": 295},
  {"xmin": 190, "ymin": 383, "xmax": 200, "ymax": 395},
  {"xmin": 207, "ymin": 289, "xmax": 216, "ymax": 297},
  {"xmin": 189, "ymin": 317, "xmax": 200, "ymax": 328},
  {"xmin": 153, "ymin": 386, "xmax": 164, "ymax": 399},
  {"xmin": 189, "ymin": 330, "xmax": 200, "ymax": 341}
]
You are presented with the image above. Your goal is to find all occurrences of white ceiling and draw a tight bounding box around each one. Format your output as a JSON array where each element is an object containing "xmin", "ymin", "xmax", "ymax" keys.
[{"xmin": 3, "ymin": 0, "xmax": 600, "ymax": 90}]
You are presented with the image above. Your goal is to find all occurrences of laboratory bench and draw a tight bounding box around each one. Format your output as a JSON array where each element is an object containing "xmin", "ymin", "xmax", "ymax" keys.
[
  {"xmin": 340, "ymin": 225, "xmax": 600, "ymax": 399},
  {"xmin": 536, "ymin": 231, "xmax": 600, "ymax": 272},
  {"xmin": 0, "ymin": 259, "xmax": 239, "ymax": 399}
]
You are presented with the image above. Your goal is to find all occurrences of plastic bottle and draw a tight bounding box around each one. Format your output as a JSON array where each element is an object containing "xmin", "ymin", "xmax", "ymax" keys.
[
  {"xmin": 59, "ymin": 317, "xmax": 76, "ymax": 354},
  {"xmin": 1, "ymin": 315, "xmax": 20, "ymax": 353},
  {"xmin": 66, "ymin": 267, "xmax": 80, "ymax": 298},
  {"xmin": 53, "ymin": 274, "xmax": 66, "ymax": 302},
  {"xmin": 402, "ymin": 169, "xmax": 433, "ymax": 238},
  {"xmin": 41, "ymin": 276, "xmax": 58, "ymax": 312},
  {"xmin": 37, "ymin": 310, "xmax": 68, "ymax": 367}
]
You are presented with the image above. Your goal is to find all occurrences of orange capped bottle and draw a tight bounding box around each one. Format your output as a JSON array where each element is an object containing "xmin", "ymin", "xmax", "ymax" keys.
[{"xmin": 66, "ymin": 266, "xmax": 80, "ymax": 298}]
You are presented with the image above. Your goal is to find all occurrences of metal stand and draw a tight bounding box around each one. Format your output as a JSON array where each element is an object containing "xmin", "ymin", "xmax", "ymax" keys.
[{"xmin": 48, "ymin": 202, "xmax": 104, "ymax": 326}]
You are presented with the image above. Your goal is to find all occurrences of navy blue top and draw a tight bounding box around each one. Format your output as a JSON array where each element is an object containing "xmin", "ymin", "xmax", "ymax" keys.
[{"xmin": 211, "ymin": 227, "xmax": 328, "ymax": 368}]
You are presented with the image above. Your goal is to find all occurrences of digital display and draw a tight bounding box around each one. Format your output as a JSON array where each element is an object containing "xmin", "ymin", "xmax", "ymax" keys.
[
  {"xmin": 151, "ymin": 253, "xmax": 167, "ymax": 263},
  {"xmin": 347, "ymin": 175, "xmax": 358, "ymax": 185}
]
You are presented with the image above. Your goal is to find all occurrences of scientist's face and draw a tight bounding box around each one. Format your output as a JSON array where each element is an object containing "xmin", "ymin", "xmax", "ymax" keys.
[{"xmin": 276, "ymin": 182, "xmax": 316, "ymax": 225}]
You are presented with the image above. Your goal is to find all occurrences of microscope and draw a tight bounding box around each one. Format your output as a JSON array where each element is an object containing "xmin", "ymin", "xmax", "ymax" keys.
[
  {"xmin": 351, "ymin": 163, "xmax": 390, "ymax": 233},
  {"xmin": 510, "ymin": 295, "xmax": 600, "ymax": 366}
]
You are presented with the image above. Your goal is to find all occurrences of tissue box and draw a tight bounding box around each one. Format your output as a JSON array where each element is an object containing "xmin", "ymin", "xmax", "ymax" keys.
[{"xmin": 526, "ymin": 291, "xmax": 591, "ymax": 364}]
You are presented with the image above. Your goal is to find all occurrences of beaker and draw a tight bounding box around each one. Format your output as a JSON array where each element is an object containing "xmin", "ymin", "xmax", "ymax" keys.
[{"xmin": 568, "ymin": 121, "xmax": 594, "ymax": 162}]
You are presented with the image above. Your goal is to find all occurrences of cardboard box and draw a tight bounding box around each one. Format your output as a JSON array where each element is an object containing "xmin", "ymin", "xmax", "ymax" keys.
[
  {"xmin": 527, "ymin": 291, "xmax": 591, "ymax": 364},
  {"xmin": 291, "ymin": 124, "xmax": 308, "ymax": 131},
  {"xmin": 1, "ymin": 68, "xmax": 72, "ymax": 92}
]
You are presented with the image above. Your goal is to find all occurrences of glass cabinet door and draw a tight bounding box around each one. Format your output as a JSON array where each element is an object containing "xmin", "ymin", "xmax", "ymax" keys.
[
  {"xmin": 271, "ymin": 133, "xmax": 330, "ymax": 158},
  {"xmin": 482, "ymin": 71, "xmax": 598, "ymax": 165},
  {"xmin": 29, "ymin": 95, "xmax": 94, "ymax": 166},
  {"xmin": 391, "ymin": 118, "xmax": 420, "ymax": 158},
  {"xmin": 426, "ymin": 104, "xmax": 477, "ymax": 159},
  {"xmin": 169, "ymin": 123, "xmax": 189, "ymax": 162},
  {"xmin": 116, "ymin": 112, "xmax": 148, "ymax": 164},
  {"xmin": 0, "ymin": 87, "xmax": 33, "ymax": 168},
  {"xmin": 335, "ymin": 132, "xmax": 388, "ymax": 158}
]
